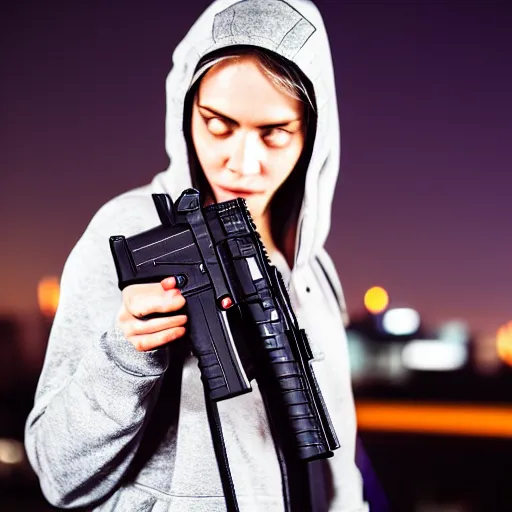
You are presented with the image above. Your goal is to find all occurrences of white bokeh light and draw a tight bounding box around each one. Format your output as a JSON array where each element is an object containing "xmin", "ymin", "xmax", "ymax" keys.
[
  {"xmin": 401, "ymin": 340, "xmax": 468, "ymax": 371},
  {"xmin": 382, "ymin": 308, "xmax": 421, "ymax": 336}
]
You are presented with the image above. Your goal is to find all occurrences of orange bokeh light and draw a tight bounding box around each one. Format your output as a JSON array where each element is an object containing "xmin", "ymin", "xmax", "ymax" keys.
[
  {"xmin": 37, "ymin": 276, "xmax": 60, "ymax": 317},
  {"xmin": 364, "ymin": 286, "xmax": 389, "ymax": 314},
  {"xmin": 497, "ymin": 321, "xmax": 512, "ymax": 366}
]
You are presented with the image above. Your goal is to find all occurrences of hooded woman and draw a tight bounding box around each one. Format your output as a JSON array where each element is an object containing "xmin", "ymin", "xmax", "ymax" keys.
[{"xmin": 25, "ymin": 1, "xmax": 368, "ymax": 511}]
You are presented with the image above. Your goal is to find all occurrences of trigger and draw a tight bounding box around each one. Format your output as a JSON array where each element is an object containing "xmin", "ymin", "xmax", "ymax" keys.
[{"xmin": 175, "ymin": 274, "xmax": 188, "ymax": 289}]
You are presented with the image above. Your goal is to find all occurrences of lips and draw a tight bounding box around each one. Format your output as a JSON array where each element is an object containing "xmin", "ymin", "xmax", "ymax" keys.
[{"xmin": 216, "ymin": 185, "xmax": 265, "ymax": 196}]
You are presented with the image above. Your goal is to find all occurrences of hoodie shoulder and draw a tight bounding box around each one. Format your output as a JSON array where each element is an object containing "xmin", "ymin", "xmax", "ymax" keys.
[
  {"xmin": 87, "ymin": 184, "xmax": 162, "ymax": 241},
  {"xmin": 63, "ymin": 184, "xmax": 163, "ymax": 289}
]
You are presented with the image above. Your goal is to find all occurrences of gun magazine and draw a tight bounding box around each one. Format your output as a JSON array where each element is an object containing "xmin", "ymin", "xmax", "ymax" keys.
[{"xmin": 186, "ymin": 289, "xmax": 252, "ymax": 401}]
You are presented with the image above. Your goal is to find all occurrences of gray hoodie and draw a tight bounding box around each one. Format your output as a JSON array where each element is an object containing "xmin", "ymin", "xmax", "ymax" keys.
[{"xmin": 25, "ymin": 1, "xmax": 368, "ymax": 510}]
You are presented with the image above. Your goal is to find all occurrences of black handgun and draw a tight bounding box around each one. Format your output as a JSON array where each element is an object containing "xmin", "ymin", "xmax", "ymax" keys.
[{"xmin": 110, "ymin": 188, "xmax": 339, "ymax": 461}]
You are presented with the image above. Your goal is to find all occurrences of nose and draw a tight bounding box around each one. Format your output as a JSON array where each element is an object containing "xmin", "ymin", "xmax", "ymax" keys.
[{"xmin": 226, "ymin": 131, "xmax": 263, "ymax": 176}]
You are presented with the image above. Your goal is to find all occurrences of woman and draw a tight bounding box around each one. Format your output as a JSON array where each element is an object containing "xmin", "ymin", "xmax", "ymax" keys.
[{"xmin": 25, "ymin": 0, "xmax": 367, "ymax": 510}]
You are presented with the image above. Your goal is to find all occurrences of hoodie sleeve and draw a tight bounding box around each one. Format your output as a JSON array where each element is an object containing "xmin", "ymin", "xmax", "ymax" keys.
[{"xmin": 24, "ymin": 200, "xmax": 170, "ymax": 509}]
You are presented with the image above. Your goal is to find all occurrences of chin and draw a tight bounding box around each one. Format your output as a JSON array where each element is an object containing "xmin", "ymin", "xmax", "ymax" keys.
[{"xmin": 242, "ymin": 199, "xmax": 266, "ymax": 220}]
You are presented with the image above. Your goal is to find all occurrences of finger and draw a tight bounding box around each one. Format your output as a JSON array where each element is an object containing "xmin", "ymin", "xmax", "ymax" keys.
[
  {"xmin": 126, "ymin": 314, "xmax": 188, "ymax": 337},
  {"xmin": 129, "ymin": 326, "xmax": 187, "ymax": 352},
  {"xmin": 161, "ymin": 276, "xmax": 177, "ymax": 291},
  {"xmin": 127, "ymin": 289, "xmax": 186, "ymax": 319}
]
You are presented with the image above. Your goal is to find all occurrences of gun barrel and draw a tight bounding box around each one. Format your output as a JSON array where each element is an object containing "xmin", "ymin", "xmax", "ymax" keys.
[{"xmin": 210, "ymin": 200, "xmax": 339, "ymax": 461}]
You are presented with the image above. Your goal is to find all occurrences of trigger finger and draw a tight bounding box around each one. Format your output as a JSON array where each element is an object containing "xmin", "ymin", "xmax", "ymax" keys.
[{"xmin": 161, "ymin": 276, "xmax": 176, "ymax": 290}]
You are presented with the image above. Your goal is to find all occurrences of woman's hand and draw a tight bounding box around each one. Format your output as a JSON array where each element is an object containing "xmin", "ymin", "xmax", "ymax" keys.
[{"xmin": 116, "ymin": 276, "xmax": 187, "ymax": 352}]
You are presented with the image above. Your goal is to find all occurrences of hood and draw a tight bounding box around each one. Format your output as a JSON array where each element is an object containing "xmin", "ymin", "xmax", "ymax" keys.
[{"xmin": 154, "ymin": 0, "xmax": 341, "ymax": 270}]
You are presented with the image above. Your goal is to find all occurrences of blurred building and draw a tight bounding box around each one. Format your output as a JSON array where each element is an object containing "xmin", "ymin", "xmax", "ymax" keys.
[{"xmin": 0, "ymin": 316, "xmax": 22, "ymax": 398}]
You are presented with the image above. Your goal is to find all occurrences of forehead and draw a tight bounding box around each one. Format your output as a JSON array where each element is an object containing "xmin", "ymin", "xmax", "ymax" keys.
[{"xmin": 197, "ymin": 57, "xmax": 303, "ymax": 122}]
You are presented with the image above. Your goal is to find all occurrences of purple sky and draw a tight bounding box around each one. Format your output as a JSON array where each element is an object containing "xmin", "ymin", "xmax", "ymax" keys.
[{"xmin": 2, "ymin": 1, "xmax": 511, "ymax": 337}]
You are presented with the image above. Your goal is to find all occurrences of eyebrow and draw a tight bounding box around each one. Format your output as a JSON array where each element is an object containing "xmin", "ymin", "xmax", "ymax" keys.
[{"xmin": 197, "ymin": 104, "xmax": 301, "ymax": 129}]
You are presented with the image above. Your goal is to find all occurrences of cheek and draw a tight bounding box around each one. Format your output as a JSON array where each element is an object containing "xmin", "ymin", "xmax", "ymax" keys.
[{"xmin": 269, "ymin": 140, "xmax": 304, "ymax": 189}]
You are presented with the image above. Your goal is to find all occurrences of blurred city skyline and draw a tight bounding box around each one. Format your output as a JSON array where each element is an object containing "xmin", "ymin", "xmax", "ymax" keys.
[{"xmin": 2, "ymin": 1, "xmax": 511, "ymax": 339}]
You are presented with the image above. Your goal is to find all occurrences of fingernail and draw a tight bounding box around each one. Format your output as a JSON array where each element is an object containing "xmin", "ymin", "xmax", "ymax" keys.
[{"xmin": 161, "ymin": 276, "xmax": 176, "ymax": 290}]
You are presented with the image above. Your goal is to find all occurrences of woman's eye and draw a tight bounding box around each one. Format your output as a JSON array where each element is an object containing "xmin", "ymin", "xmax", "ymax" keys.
[
  {"xmin": 206, "ymin": 117, "xmax": 230, "ymax": 136},
  {"xmin": 263, "ymin": 129, "xmax": 292, "ymax": 147}
]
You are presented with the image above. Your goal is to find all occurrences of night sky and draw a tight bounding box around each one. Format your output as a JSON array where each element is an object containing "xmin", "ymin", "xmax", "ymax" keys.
[{"xmin": 2, "ymin": 1, "xmax": 511, "ymax": 338}]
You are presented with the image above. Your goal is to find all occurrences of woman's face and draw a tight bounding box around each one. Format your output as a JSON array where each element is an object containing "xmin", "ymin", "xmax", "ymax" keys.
[{"xmin": 190, "ymin": 56, "xmax": 305, "ymax": 221}]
